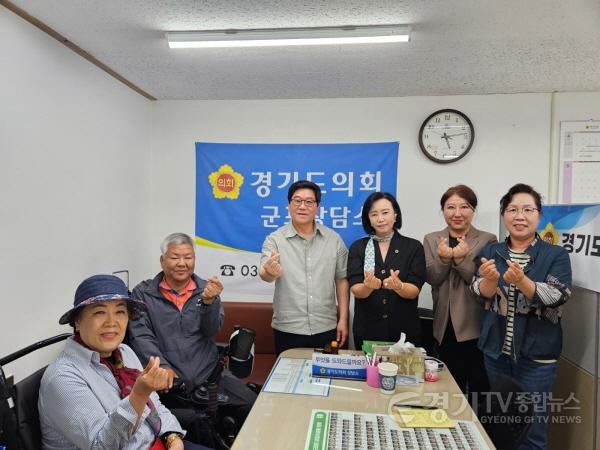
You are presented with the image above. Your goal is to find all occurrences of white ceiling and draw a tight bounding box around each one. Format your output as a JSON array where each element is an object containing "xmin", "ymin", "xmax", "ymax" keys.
[{"xmin": 6, "ymin": 0, "xmax": 600, "ymax": 100}]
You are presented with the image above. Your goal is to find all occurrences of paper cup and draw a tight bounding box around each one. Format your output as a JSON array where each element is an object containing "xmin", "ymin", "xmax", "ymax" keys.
[{"xmin": 378, "ymin": 362, "xmax": 398, "ymax": 394}]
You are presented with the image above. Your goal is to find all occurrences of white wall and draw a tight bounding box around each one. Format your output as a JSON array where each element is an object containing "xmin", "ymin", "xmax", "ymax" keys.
[
  {"xmin": 149, "ymin": 94, "xmax": 552, "ymax": 307},
  {"xmin": 0, "ymin": 8, "xmax": 152, "ymax": 380}
]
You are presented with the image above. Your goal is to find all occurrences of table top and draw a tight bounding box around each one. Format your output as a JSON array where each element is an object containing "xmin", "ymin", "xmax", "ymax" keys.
[{"xmin": 231, "ymin": 348, "xmax": 495, "ymax": 449}]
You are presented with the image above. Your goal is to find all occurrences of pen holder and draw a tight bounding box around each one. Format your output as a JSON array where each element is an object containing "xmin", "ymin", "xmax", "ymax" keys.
[{"xmin": 366, "ymin": 365, "xmax": 380, "ymax": 388}]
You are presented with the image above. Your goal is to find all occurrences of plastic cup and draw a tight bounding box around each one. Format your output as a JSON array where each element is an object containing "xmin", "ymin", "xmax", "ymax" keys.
[
  {"xmin": 366, "ymin": 365, "xmax": 380, "ymax": 388},
  {"xmin": 378, "ymin": 362, "xmax": 398, "ymax": 394},
  {"xmin": 424, "ymin": 359, "xmax": 439, "ymax": 382}
]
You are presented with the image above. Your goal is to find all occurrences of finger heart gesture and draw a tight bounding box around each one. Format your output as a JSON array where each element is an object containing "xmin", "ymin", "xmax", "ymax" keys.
[
  {"xmin": 202, "ymin": 276, "xmax": 223, "ymax": 302},
  {"xmin": 452, "ymin": 236, "xmax": 470, "ymax": 259},
  {"xmin": 479, "ymin": 257, "xmax": 500, "ymax": 281},
  {"xmin": 503, "ymin": 260, "xmax": 525, "ymax": 285},
  {"xmin": 383, "ymin": 270, "xmax": 403, "ymax": 290},
  {"xmin": 437, "ymin": 237, "xmax": 453, "ymax": 261},
  {"xmin": 363, "ymin": 271, "xmax": 382, "ymax": 290},
  {"xmin": 264, "ymin": 251, "xmax": 283, "ymax": 278},
  {"xmin": 136, "ymin": 356, "xmax": 170, "ymax": 395}
]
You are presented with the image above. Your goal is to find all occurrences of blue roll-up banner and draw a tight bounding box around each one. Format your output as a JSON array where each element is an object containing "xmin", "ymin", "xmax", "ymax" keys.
[
  {"xmin": 537, "ymin": 204, "xmax": 600, "ymax": 293},
  {"xmin": 195, "ymin": 142, "xmax": 399, "ymax": 301}
]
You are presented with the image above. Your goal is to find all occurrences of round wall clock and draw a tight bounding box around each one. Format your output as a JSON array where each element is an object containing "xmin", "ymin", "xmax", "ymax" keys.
[{"xmin": 418, "ymin": 109, "xmax": 474, "ymax": 163}]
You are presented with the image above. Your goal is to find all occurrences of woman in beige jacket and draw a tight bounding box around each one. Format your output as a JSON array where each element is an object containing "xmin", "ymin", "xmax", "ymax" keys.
[{"xmin": 423, "ymin": 185, "xmax": 496, "ymax": 399}]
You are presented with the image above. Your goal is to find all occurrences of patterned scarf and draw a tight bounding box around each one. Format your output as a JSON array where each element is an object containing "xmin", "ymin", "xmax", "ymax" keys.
[
  {"xmin": 73, "ymin": 336, "xmax": 165, "ymax": 448},
  {"xmin": 364, "ymin": 232, "xmax": 394, "ymax": 273}
]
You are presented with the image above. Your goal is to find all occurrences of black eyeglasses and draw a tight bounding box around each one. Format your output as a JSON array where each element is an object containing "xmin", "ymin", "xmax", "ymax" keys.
[{"xmin": 290, "ymin": 198, "xmax": 317, "ymax": 207}]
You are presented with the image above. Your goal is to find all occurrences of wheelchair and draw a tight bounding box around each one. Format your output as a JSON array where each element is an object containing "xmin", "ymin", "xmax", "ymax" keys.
[{"xmin": 156, "ymin": 326, "xmax": 258, "ymax": 450}]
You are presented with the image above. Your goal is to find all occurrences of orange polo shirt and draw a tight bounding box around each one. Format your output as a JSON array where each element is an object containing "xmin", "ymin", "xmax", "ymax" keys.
[{"xmin": 159, "ymin": 278, "xmax": 197, "ymax": 311}]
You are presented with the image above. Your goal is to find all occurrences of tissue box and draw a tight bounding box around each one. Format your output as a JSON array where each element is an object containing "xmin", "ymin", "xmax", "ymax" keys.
[
  {"xmin": 371, "ymin": 345, "xmax": 425, "ymax": 383},
  {"xmin": 361, "ymin": 340, "xmax": 396, "ymax": 355},
  {"xmin": 311, "ymin": 351, "xmax": 368, "ymax": 380}
]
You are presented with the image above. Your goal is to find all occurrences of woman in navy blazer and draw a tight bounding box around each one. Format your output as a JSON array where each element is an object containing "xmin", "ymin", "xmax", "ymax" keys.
[{"xmin": 347, "ymin": 192, "xmax": 426, "ymax": 350}]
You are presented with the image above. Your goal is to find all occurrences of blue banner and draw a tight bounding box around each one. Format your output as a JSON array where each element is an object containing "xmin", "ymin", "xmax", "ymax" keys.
[
  {"xmin": 537, "ymin": 204, "xmax": 600, "ymax": 292},
  {"xmin": 195, "ymin": 142, "xmax": 399, "ymax": 253}
]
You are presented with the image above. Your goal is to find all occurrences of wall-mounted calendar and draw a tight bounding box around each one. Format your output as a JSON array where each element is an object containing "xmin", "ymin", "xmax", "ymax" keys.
[{"xmin": 559, "ymin": 121, "xmax": 600, "ymax": 204}]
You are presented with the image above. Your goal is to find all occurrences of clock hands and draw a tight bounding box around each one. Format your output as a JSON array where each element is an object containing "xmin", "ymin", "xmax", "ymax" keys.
[
  {"xmin": 432, "ymin": 129, "xmax": 466, "ymax": 137},
  {"xmin": 441, "ymin": 132, "xmax": 451, "ymax": 149},
  {"xmin": 439, "ymin": 130, "xmax": 468, "ymax": 150},
  {"xmin": 430, "ymin": 130, "xmax": 453, "ymax": 149}
]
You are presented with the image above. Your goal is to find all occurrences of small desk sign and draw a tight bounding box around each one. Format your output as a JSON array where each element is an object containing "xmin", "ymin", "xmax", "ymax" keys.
[{"xmin": 311, "ymin": 352, "xmax": 368, "ymax": 380}]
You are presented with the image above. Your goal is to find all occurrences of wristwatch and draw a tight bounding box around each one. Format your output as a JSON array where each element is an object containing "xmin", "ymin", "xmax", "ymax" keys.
[{"xmin": 162, "ymin": 432, "xmax": 183, "ymax": 448}]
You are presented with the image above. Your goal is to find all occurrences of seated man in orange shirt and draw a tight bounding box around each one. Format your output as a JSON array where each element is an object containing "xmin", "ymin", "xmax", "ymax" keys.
[{"xmin": 128, "ymin": 232, "xmax": 256, "ymax": 440}]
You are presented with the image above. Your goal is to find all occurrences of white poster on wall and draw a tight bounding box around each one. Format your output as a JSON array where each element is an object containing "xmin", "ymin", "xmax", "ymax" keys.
[{"xmin": 559, "ymin": 121, "xmax": 600, "ymax": 204}]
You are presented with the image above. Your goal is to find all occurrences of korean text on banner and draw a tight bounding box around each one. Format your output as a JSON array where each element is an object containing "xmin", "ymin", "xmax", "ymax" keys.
[{"xmin": 537, "ymin": 204, "xmax": 600, "ymax": 293}]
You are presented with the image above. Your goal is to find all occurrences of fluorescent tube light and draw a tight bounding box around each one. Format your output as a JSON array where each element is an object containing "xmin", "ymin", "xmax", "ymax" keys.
[{"xmin": 166, "ymin": 25, "xmax": 410, "ymax": 49}]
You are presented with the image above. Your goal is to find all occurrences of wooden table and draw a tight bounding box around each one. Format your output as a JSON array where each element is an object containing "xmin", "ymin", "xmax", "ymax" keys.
[{"xmin": 232, "ymin": 349, "xmax": 495, "ymax": 449}]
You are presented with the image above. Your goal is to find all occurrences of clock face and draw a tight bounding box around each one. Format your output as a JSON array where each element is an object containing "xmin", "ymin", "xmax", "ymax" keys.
[{"xmin": 419, "ymin": 109, "xmax": 474, "ymax": 163}]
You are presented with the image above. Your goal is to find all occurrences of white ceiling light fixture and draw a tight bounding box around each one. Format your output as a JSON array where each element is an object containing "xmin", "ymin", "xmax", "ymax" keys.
[{"xmin": 166, "ymin": 24, "xmax": 411, "ymax": 49}]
